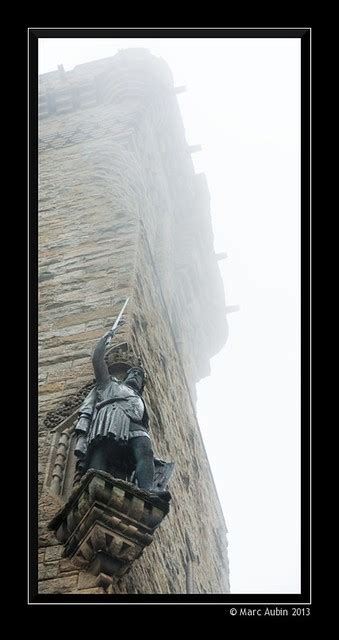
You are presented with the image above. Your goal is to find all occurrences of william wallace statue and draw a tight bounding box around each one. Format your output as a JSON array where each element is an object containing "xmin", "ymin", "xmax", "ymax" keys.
[{"xmin": 73, "ymin": 302, "xmax": 170, "ymax": 498}]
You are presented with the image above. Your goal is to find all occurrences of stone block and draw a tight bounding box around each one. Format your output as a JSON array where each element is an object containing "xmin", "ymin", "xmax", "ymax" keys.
[
  {"xmin": 38, "ymin": 561, "xmax": 59, "ymax": 580},
  {"xmin": 59, "ymin": 558, "xmax": 79, "ymax": 574},
  {"xmin": 77, "ymin": 571, "xmax": 100, "ymax": 590},
  {"xmin": 38, "ymin": 575, "xmax": 78, "ymax": 594},
  {"xmin": 44, "ymin": 545, "xmax": 63, "ymax": 561},
  {"xmin": 39, "ymin": 381, "xmax": 65, "ymax": 395},
  {"xmin": 38, "ymin": 549, "xmax": 45, "ymax": 563}
]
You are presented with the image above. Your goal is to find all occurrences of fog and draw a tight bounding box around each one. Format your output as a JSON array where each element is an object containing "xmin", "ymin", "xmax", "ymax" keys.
[{"xmin": 39, "ymin": 37, "xmax": 301, "ymax": 593}]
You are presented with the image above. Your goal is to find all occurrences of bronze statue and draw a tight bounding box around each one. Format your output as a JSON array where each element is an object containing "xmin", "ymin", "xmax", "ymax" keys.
[{"xmin": 73, "ymin": 303, "xmax": 171, "ymax": 499}]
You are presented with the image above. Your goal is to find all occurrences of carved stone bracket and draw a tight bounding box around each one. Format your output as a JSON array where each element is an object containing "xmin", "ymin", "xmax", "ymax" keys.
[{"xmin": 48, "ymin": 470, "xmax": 171, "ymax": 581}]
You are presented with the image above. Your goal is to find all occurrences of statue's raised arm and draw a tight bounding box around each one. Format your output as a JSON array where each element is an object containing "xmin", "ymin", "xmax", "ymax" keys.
[{"xmin": 92, "ymin": 331, "xmax": 113, "ymax": 387}]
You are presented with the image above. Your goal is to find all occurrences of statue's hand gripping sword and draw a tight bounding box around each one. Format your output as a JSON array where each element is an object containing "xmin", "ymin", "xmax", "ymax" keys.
[{"xmin": 105, "ymin": 297, "xmax": 129, "ymax": 345}]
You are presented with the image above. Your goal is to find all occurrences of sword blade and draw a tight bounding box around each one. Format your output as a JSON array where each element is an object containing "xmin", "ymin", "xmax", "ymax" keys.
[{"xmin": 106, "ymin": 297, "xmax": 129, "ymax": 344}]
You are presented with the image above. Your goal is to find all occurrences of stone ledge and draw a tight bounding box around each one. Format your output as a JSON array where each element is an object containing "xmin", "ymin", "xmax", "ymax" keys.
[{"xmin": 48, "ymin": 470, "xmax": 171, "ymax": 580}]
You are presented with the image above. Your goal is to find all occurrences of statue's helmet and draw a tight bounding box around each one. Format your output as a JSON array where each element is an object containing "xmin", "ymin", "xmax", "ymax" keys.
[{"xmin": 126, "ymin": 365, "xmax": 145, "ymax": 376}]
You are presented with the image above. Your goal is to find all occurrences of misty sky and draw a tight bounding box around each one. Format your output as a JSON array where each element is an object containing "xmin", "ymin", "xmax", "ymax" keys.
[{"xmin": 39, "ymin": 36, "xmax": 301, "ymax": 594}]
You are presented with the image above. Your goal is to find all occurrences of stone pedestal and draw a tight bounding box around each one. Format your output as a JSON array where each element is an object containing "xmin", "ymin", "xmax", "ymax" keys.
[{"xmin": 48, "ymin": 470, "xmax": 171, "ymax": 582}]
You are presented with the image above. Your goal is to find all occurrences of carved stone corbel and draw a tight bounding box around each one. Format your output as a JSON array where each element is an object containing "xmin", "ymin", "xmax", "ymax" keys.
[{"xmin": 48, "ymin": 470, "xmax": 171, "ymax": 581}]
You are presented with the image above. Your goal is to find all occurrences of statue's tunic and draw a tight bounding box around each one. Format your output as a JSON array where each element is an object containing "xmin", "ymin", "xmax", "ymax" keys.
[{"xmin": 74, "ymin": 378, "xmax": 149, "ymax": 459}]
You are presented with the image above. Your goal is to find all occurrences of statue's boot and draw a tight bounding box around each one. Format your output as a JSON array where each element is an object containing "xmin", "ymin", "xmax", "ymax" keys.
[{"xmin": 148, "ymin": 487, "xmax": 171, "ymax": 502}]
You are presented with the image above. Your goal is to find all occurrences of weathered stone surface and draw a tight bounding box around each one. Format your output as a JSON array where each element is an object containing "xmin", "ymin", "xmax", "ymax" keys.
[
  {"xmin": 38, "ymin": 575, "xmax": 78, "ymax": 594},
  {"xmin": 59, "ymin": 558, "xmax": 79, "ymax": 575},
  {"xmin": 38, "ymin": 562, "xmax": 59, "ymax": 580},
  {"xmin": 77, "ymin": 571, "xmax": 100, "ymax": 590},
  {"xmin": 39, "ymin": 381, "xmax": 65, "ymax": 395},
  {"xmin": 38, "ymin": 549, "xmax": 45, "ymax": 563},
  {"xmin": 44, "ymin": 545, "xmax": 63, "ymax": 562},
  {"xmin": 49, "ymin": 471, "xmax": 171, "ymax": 579},
  {"xmin": 38, "ymin": 49, "xmax": 230, "ymax": 595}
]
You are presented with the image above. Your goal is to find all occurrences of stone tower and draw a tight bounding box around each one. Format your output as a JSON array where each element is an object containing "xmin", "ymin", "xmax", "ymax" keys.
[{"xmin": 38, "ymin": 49, "xmax": 230, "ymax": 595}]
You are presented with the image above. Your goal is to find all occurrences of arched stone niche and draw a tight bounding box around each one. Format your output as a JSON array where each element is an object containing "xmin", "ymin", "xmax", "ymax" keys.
[{"xmin": 43, "ymin": 342, "xmax": 144, "ymax": 501}]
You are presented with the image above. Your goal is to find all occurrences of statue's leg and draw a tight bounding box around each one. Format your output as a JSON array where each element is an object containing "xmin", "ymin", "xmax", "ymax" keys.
[
  {"xmin": 86, "ymin": 440, "xmax": 109, "ymax": 473},
  {"xmin": 129, "ymin": 436, "xmax": 154, "ymax": 491}
]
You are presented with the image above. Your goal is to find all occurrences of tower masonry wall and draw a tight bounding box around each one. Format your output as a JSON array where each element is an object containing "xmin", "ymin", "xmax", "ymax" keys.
[{"xmin": 37, "ymin": 49, "xmax": 230, "ymax": 595}]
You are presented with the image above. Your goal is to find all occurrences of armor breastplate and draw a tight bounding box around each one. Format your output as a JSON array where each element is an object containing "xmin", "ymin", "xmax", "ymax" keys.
[{"xmin": 98, "ymin": 380, "xmax": 145, "ymax": 423}]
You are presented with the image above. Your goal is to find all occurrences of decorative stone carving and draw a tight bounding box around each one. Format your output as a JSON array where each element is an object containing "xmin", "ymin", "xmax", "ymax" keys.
[
  {"xmin": 48, "ymin": 470, "xmax": 171, "ymax": 581},
  {"xmin": 49, "ymin": 423, "xmax": 74, "ymax": 495}
]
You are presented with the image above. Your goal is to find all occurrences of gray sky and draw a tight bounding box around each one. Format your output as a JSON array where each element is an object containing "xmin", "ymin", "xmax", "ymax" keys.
[{"xmin": 39, "ymin": 37, "xmax": 301, "ymax": 594}]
